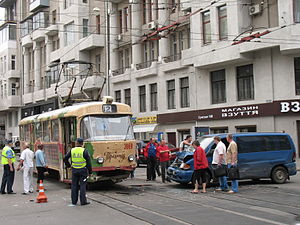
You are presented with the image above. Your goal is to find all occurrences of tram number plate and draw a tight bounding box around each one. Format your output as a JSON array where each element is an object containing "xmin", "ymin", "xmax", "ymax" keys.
[{"xmin": 102, "ymin": 104, "xmax": 117, "ymax": 113}]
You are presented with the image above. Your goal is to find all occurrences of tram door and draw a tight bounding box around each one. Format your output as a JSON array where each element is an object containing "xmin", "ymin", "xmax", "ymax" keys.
[{"xmin": 61, "ymin": 117, "xmax": 77, "ymax": 180}]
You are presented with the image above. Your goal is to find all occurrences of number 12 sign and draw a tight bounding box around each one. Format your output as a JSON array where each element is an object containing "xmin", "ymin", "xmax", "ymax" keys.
[{"xmin": 102, "ymin": 104, "xmax": 117, "ymax": 113}]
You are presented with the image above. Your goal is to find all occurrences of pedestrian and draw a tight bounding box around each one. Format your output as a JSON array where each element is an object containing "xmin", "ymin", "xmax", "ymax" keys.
[
  {"xmin": 1, "ymin": 140, "xmax": 16, "ymax": 194},
  {"xmin": 157, "ymin": 140, "xmax": 171, "ymax": 183},
  {"xmin": 212, "ymin": 136, "xmax": 229, "ymax": 192},
  {"xmin": 17, "ymin": 143, "xmax": 34, "ymax": 195},
  {"xmin": 226, "ymin": 134, "xmax": 239, "ymax": 193},
  {"xmin": 35, "ymin": 144, "xmax": 48, "ymax": 191},
  {"xmin": 155, "ymin": 139, "xmax": 161, "ymax": 177},
  {"xmin": 191, "ymin": 140, "xmax": 209, "ymax": 193},
  {"xmin": 145, "ymin": 138, "xmax": 158, "ymax": 181},
  {"xmin": 63, "ymin": 138, "xmax": 92, "ymax": 206},
  {"xmin": 179, "ymin": 135, "xmax": 192, "ymax": 152}
]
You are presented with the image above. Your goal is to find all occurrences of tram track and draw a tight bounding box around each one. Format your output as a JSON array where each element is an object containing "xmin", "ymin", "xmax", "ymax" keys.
[{"xmin": 88, "ymin": 185, "xmax": 292, "ymax": 225}]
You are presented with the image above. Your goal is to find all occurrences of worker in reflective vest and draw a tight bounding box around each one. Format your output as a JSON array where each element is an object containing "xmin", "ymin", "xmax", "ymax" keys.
[
  {"xmin": 64, "ymin": 138, "xmax": 92, "ymax": 206},
  {"xmin": 1, "ymin": 140, "xmax": 16, "ymax": 194}
]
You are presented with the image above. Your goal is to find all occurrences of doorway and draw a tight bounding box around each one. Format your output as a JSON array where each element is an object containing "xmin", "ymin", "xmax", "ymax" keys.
[{"xmin": 167, "ymin": 132, "xmax": 176, "ymax": 147}]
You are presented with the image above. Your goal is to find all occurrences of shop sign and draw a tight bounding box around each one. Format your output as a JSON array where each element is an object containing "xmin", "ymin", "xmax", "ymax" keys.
[{"xmin": 133, "ymin": 116, "xmax": 157, "ymax": 125}]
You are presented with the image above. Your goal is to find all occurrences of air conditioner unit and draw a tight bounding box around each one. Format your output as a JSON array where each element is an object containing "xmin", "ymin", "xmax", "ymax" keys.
[
  {"xmin": 115, "ymin": 34, "xmax": 122, "ymax": 41},
  {"xmin": 148, "ymin": 21, "xmax": 157, "ymax": 30},
  {"xmin": 129, "ymin": 0, "xmax": 138, "ymax": 3},
  {"xmin": 15, "ymin": 82, "xmax": 20, "ymax": 88},
  {"xmin": 249, "ymin": 4, "xmax": 262, "ymax": 16}
]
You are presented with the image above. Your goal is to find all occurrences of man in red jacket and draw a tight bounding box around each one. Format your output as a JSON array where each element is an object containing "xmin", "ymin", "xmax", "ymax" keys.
[
  {"xmin": 157, "ymin": 140, "xmax": 171, "ymax": 183},
  {"xmin": 192, "ymin": 140, "xmax": 209, "ymax": 193}
]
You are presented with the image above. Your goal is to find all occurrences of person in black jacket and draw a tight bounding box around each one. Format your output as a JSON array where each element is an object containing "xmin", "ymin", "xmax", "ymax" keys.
[{"xmin": 63, "ymin": 138, "xmax": 92, "ymax": 206}]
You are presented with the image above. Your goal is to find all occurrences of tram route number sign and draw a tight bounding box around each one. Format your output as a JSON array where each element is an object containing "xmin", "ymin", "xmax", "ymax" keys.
[{"xmin": 102, "ymin": 104, "xmax": 117, "ymax": 113}]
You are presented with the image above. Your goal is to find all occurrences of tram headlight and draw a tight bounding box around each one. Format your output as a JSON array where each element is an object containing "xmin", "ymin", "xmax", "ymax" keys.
[
  {"xmin": 128, "ymin": 155, "xmax": 135, "ymax": 162},
  {"xmin": 97, "ymin": 157, "xmax": 104, "ymax": 164}
]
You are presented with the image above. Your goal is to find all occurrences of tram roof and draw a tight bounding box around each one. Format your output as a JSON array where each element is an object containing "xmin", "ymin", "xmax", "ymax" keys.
[{"xmin": 19, "ymin": 101, "xmax": 132, "ymax": 125}]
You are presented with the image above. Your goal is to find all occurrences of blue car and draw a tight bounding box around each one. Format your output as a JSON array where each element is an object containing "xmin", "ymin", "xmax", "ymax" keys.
[{"xmin": 167, "ymin": 133, "xmax": 297, "ymax": 185}]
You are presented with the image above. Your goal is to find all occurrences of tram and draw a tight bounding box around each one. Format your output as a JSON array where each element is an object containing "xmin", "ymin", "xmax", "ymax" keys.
[{"xmin": 18, "ymin": 97, "xmax": 136, "ymax": 183}]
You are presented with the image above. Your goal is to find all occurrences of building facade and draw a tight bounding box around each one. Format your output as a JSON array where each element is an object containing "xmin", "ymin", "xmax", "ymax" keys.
[{"xmin": 109, "ymin": 0, "xmax": 300, "ymax": 158}]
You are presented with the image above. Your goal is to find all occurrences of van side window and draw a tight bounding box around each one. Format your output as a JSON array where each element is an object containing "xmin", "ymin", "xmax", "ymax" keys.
[
  {"xmin": 265, "ymin": 136, "xmax": 291, "ymax": 151},
  {"xmin": 206, "ymin": 143, "xmax": 216, "ymax": 157},
  {"xmin": 221, "ymin": 138, "xmax": 229, "ymax": 148}
]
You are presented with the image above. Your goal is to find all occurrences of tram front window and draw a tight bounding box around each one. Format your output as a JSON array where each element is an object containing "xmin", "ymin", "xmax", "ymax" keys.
[{"xmin": 81, "ymin": 115, "xmax": 134, "ymax": 141}]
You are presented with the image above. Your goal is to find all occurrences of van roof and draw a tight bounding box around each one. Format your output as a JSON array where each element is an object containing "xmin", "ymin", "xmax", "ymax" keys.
[{"xmin": 203, "ymin": 132, "xmax": 290, "ymax": 138}]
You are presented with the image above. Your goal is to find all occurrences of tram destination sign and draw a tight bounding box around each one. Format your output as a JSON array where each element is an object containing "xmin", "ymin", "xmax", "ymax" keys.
[
  {"xmin": 158, "ymin": 100, "xmax": 300, "ymax": 124},
  {"xmin": 102, "ymin": 104, "xmax": 117, "ymax": 113}
]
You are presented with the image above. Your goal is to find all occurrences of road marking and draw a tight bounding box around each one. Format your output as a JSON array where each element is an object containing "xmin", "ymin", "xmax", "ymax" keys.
[{"xmin": 250, "ymin": 206, "xmax": 292, "ymax": 217}]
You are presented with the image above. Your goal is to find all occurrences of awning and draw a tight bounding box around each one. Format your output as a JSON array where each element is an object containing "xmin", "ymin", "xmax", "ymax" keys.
[{"xmin": 133, "ymin": 124, "xmax": 157, "ymax": 133}]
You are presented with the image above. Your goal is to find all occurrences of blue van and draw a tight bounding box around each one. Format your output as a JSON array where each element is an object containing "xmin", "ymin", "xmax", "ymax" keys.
[{"xmin": 167, "ymin": 133, "xmax": 297, "ymax": 184}]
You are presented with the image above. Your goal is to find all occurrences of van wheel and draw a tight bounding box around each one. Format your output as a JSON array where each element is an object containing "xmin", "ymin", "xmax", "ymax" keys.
[{"xmin": 271, "ymin": 166, "xmax": 288, "ymax": 184}]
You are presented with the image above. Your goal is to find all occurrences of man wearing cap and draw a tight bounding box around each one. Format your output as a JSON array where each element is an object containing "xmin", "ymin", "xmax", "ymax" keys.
[
  {"xmin": 63, "ymin": 138, "xmax": 92, "ymax": 206},
  {"xmin": 1, "ymin": 140, "xmax": 16, "ymax": 194}
]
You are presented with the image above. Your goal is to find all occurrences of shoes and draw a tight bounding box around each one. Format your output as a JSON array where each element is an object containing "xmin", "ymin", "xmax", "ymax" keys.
[
  {"xmin": 146, "ymin": 179, "xmax": 151, "ymax": 181},
  {"xmin": 7, "ymin": 192, "xmax": 16, "ymax": 194},
  {"xmin": 1, "ymin": 192, "xmax": 6, "ymax": 194},
  {"xmin": 227, "ymin": 190, "xmax": 236, "ymax": 194},
  {"xmin": 29, "ymin": 191, "xmax": 34, "ymax": 193},
  {"xmin": 81, "ymin": 202, "xmax": 90, "ymax": 206},
  {"xmin": 215, "ymin": 188, "xmax": 222, "ymax": 191},
  {"xmin": 22, "ymin": 192, "xmax": 29, "ymax": 195}
]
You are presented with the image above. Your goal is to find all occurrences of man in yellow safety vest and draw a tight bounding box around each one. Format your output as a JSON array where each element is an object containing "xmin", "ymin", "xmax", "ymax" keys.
[
  {"xmin": 1, "ymin": 140, "xmax": 16, "ymax": 194},
  {"xmin": 63, "ymin": 138, "xmax": 92, "ymax": 206}
]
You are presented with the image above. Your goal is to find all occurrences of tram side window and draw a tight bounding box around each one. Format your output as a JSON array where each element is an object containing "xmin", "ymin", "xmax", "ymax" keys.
[
  {"xmin": 35, "ymin": 122, "xmax": 42, "ymax": 142},
  {"xmin": 42, "ymin": 121, "xmax": 50, "ymax": 142},
  {"xmin": 51, "ymin": 120, "xmax": 59, "ymax": 142},
  {"xmin": 25, "ymin": 124, "xmax": 31, "ymax": 142},
  {"xmin": 20, "ymin": 126, "xmax": 24, "ymax": 141}
]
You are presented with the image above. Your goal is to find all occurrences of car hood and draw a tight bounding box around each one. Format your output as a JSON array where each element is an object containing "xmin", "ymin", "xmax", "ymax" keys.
[{"xmin": 177, "ymin": 151, "xmax": 194, "ymax": 160}]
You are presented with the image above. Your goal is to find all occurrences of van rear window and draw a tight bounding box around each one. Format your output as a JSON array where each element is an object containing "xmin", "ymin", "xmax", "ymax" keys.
[{"xmin": 236, "ymin": 135, "xmax": 291, "ymax": 153}]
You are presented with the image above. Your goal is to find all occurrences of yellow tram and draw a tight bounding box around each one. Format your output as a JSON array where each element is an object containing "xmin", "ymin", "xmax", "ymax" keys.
[{"xmin": 18, "ymin": 97, "xmax": 136, "ymax": 183}]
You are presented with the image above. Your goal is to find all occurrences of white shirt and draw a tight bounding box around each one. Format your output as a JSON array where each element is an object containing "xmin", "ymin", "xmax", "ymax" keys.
[
  {"xmin": 180, "ymin": 141, "xmax": 190, "ymax": 151},
  {"xmin": 212, "ymin": 141, "xmax": 227, "ymax": 165},
  {"xmin": 20, "ymin": 148, "xmax": 34, "ymax": 168}
]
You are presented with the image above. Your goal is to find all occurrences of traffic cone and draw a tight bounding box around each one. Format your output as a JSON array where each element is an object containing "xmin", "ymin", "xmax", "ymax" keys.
[{"xmin": 36, "ymin": 180, "xmax": 48, "ymax": 203}]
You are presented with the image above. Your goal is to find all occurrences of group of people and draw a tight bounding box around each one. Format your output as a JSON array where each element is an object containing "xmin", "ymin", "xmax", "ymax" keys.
[
  {"xmin": 144, "ymin": 133, "xmax": 239, "ymax": 194},
  {"xmin": 1, "ymin": 140, "xmax": 48, "ymax": 195}
]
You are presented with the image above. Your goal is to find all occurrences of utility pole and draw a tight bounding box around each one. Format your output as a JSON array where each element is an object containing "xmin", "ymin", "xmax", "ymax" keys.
[{"xmin": 105, "ymin": 1, "xmax": 110, "ymax": 96}]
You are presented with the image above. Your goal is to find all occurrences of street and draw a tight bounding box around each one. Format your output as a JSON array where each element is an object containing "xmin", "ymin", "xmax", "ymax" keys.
[{"xmin": 0, "ymin": 166, "xmax": 299, "ymax": 225}]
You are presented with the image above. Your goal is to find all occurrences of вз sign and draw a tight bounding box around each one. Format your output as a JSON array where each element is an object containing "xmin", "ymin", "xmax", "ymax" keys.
[{"xmin": 280, "ymin": 101, "xmax": 300, "ymax": 113}]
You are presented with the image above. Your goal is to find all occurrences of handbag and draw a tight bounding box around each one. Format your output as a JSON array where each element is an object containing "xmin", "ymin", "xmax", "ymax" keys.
[
  {"xmin": 212, "ymin": 165, "xmax": 227, "ymax": 177},
  {"xmin": 228, "ymin": 166, "xmax": 240, "ymax": 180}
]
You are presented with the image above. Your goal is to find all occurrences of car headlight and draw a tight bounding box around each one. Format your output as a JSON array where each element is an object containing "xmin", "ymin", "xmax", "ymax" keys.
[
  {"xmin": 97, "ymin": 157, "xmax": 104, "ymax": 164},
  {"xmin": 128, "ymin": 155, "xmax": 135, "ymax": 162},
  {"xmin": 180, "ymin": 163, "xmax": 191, "ymax": 170}
]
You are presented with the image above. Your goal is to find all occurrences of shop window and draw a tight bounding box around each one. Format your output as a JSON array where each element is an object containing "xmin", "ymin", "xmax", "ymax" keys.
[
  {"xmin": 236, "ymin": 126, "xmax": 257, "ymax": 133},
  {"xmin": 210, "ymin": 127, "xmax": 228, "ymax": 134}
]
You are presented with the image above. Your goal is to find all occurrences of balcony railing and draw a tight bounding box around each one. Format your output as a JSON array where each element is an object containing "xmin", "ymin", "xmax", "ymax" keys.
[
  {"xmin": 136, "ymin": 59, "xmax": 157, "ymax": 70},
  {"xmin": 164, "ymin": 53, "xmax": 182, "ymax": 63},
  {"xmin": 112, "ymin": 67, "xmax": 129, "ymax": 76}
]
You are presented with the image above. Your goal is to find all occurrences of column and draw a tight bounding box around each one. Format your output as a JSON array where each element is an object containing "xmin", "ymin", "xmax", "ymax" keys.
[
  {"xmin": 45, "ymin": 36, "xmax": 52, "ymax": 67},
  {"xmin": 109, "ymin": 3, "xmax": 119, "ymax": 72},
  {"xmin": 23, "ymin": 48, "xmax": 30, "ymax": 94},
  {"xmin": 158, "ymin": 0, "xmax": 169, "ymax": 58},
  {"xmin": 33, "ymin": 41, "xmax": 41, "ymax": 91},
  {"xmin": 131, "ymin": 1, "xmax": 143, "ymax": 65}
]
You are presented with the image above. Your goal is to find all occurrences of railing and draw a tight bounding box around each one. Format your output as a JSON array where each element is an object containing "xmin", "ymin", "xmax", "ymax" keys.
[
  {"xmin": 136, "ymin": 59, "xmax": 157, "ymax": 70},
  {"xmin": 112, "ymin": 67, "xmax": 129, "ymax": 76},
  {"xmin": 164, "ymin": 53, "xmax": 182, "ymax": 63}
]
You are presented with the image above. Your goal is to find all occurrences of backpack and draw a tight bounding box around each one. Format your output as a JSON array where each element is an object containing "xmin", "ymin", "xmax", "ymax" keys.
[{"xmin": 148, "ymin": 144, "xmax": 156, "ymax": 157}]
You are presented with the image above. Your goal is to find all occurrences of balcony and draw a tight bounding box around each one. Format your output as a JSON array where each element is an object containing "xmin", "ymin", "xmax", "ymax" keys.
[
  {"xmin": 6, "ymin": 70, "xmax": 20, "ymax": 79},
  {"xmin": 111, "ymin": 70, "xmax": 131, "ymax": 84},
  {"xmin": 45, "ymin": 24, "xmax": 59, "ymax": 36},
  {"xmin": 21, "ymin": 34, "xmax": 33, "ymax": 47},
  {"xmin": 106, "ymin": 0, "xmax": 123, "ymax": 3},
  {"xmin": 134, "ymin": 60, "xmax": 158, "ymax": 79},
  {"xmin": 79, "ymin": 34, "xmax": 105, "ymax": 51},
  {"xmin": 32, "ymin": 29, "xmax": 46, "ymax": 41},
  {"xmin": 30, "ymin": 0, "xmax": 49, "ymax": 12},
  {"xmin": 164, "ymin": 53, "xmax": 182, "ymax": 63},
  {"xmin": 0, "ymin": 95, "xmax": 21, "ymax": 112},
  {"xmin": 0, "ymin": 0, "xmax": 16, "ymax": 8}
]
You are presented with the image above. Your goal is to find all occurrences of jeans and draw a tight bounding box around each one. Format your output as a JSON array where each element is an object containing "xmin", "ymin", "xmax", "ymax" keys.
[
  {"xmin": 228, "ymin": 164, "xmax": 239, "ymax": 192},
  {"xmin": 218, "ymin": 175, "xmax": 229, "ymax": 190},
  {"xmin": 71, "ymin": 168, "xmax": 88, "ymax": 205},
  {"xmin": 160, "ymin": 161, "xmax": 170, "ymax": 182}
]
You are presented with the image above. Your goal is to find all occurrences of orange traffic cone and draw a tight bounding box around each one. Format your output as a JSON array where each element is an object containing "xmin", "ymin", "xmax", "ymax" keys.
[{"xmin": 36, "ymin": 180, "xmax": 48, "ymax": 203}]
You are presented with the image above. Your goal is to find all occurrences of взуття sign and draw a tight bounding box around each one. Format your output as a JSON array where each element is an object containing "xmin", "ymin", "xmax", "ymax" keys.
[{"xmin": 157, "ymin": 100, "xmax": 300, "ymax": 124}]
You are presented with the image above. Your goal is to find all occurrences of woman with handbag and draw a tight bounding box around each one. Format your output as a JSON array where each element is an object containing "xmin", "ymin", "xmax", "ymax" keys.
[
  {"xmin": 226, "ymin": 134, "xmax": 239, "ymax": 193},
  {"xmin": 191, "ymin": 140, "xmax": 209, "ymax": 194}
]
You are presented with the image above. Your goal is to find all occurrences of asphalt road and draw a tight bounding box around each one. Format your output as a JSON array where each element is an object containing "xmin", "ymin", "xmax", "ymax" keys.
[{"xmin": 0, "ymin": 166, "xmax": 299, "ymax": 225}]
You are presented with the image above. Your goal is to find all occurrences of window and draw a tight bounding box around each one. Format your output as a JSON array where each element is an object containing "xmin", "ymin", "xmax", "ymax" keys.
[
  {"xmin": 96, "ymin": 15, "xmax": 100, "ymax": 34},
  {"xmin": 294, "ymin": 0, "xmax": 300, "ymax": 22},
  {"xmin": 83, "ymin": 0, "xmax": 87, "ymax": 3},
  {"xmin": 64, "ymin": 22, "xmax": 74, "ymax": 46},
  {"xmin": 142, "ymin": 0, "xmax": 146, "ymax": 24},
  {"xmin": 202, "ymin": 11, "xmax": 211, "ymax": 44},
  {"xmin": 236, "ymin": 126, "xmax": 257, "ymax": 133},
  {"xmin": 52, "ymin": 10, "xmax": 57, "ymax": 25},
  {"xmin": 119, "ymin": 10, "xmax": 123, "ymax": 34},
  {"xmin": 35, "ymin": 122, "xmax": 42, "ymax": 140},
  {"xmin": 3, "ymin": 56, "xmax": 6, "ymax": 73},
  {"xmin": 42, "ymin": 121, "xmax": 50, "ymax": 142},
  {"xmin": 170, "ymin": 0, "xmax": 176, "ymax": 13},
  {"xmin": 218, "ymin": 5, "xmax": 228, "ymax": 40},
  {"xmin": 51, "ymin": 35, "xmax": 60, "ymax": 51},
  {"xmin": 124, "ymin": 7, "xmax": 129, "ymax": 32},
  {"xmin": 11, "ymin": 55, "xmax": 16, "ymax": 70},
  {"xmin": 82, "ymin": 19, "xmax": 89, "ymax": 37},
  {"xmin": 11, "ymin": 83, "xmax": 16, "ymax": 96},
  {"xmin": 150, "ymin": 83, "xmax": 158, "ymax": 111},
  {"xmin": 115, "ymin": 90, "xmax": 121, "ymax": 103},
  {"xmin": 294, "ymin": 58, "xmax": 300, "ymax": 95},
  {"xmin": 125, "ymin": 88, "xmax": 131, "ymax": 106},
  {"xmin": 180, "ymin": 77, "xmax": 190, "ymax": 108},
  {"xmin": 125, "ymin": 48, "xmax": 130, "ymax": 68},
  {"xmin": 210, "ymin": 127, "xmax": 228, "ymax": 134},
  {"xmin": 33, "ymin": 12, "xmax": 49, "ymax": 30},
  {"xmin": 95, "ymin": 54, "xmax": 101, "ymax": 72},
  {"xmin": 167, "ymin": 80, "xmax": 175, "ymax": 109},
  {"xmin": 211, "ymin": 69, "xmax": 226, "ymax": 104},
  {"xmin": 237, "ymin": 64, "xmax": 254, "ymax": 100},
  {"xmin": 148, "ymin": 1, "xmax": 152, "ymax": 22},
  {"xmin": 171, "ymin": 33, "xmax": 178, "ymax": 59},
  {"xmin": 51, "ymin": 120, "xmax": 59, "ymax": 141},
  {"xmin": 63, "ymin": 0, "xmax": 72, "ymax": 9},
  {"xmin": 139, "ymin": 85, "xmax": 146, "ymax": 112}
]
